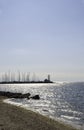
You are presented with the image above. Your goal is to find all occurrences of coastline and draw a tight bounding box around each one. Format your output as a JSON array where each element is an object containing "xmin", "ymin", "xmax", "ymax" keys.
[
  {"xmin": 0, "ymin": 80, "xmax": 53, "ymax": 84},
  {"xmin": 0, "ymin": 96, "xmax": 78, "ymax": 130}
]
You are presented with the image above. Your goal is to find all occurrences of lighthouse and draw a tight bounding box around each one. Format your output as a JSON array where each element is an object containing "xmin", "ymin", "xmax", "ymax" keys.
[{"xmin": 48, "ymin": 74, "xmax": 50, "ymax": 81}]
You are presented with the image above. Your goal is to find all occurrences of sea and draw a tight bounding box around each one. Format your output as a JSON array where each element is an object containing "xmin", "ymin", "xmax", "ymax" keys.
[{"xmin": 0, "ymin": 82, "xmax": 84, "ymax": 130}]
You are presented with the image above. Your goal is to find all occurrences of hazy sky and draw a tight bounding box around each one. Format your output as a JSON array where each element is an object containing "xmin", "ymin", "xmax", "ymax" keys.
[{"xmin": 0, "ymin": 0, "xmax": 84, "ymax": 81}]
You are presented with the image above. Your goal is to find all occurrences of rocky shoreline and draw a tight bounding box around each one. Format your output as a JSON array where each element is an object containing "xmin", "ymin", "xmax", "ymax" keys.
[{"xmin": 0, "ymin": 91, "xmax": 40, "ymax": 99}]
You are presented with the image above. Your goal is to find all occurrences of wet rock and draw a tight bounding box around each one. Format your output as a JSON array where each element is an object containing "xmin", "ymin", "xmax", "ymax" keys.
[
  {"xmin": 30, "ymin": 95, "xmax": 40, "ymax": 100},
  {"xmin": 0, "ymin": 91, "xmax": 31, "ymax": 99},
  {"xmin": 0, "ymin": 91, "xmax": 40, "ymax": 100},
  {"xmin": 22, "ymin": 93, "xmax": 31, "ymax": 99}
]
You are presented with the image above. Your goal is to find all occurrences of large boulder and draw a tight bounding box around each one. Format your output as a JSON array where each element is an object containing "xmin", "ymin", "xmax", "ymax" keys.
[
  {"xmin": 30, "ymin": 95, "xmax": 40, "ymax": 100},
  {"xmin": 0, "ymin": 91, "xmax": 22, "ymax": 98},
  {"xmin": 22, "ymin": 93, "xmax": 31, "ymax": 99},
  {"xmin": 0, "ymin": 91, "xmax": 40, "ymax": 100},
  {"xmin": 0, "ymin": 91, "xmax": 31, "ymax": 99}
]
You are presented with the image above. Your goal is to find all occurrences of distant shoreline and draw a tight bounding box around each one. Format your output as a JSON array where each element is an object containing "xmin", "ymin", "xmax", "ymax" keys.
[{"xmin": 0, "ymin": 81, "xmax": 53, "ymax": 84}]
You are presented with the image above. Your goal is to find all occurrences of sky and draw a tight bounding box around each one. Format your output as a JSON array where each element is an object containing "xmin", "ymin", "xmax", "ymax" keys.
[{"xmin": 0, "ymin": 0, "xmax": 84, "ymax": 81}]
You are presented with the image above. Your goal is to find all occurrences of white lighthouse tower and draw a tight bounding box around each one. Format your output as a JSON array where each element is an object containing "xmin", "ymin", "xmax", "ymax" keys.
[{"xmin": 48, "ymin": 74, "xmax": 50, "ymax": 81}]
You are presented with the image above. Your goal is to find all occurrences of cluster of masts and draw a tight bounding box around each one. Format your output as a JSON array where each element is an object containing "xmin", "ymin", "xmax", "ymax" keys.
[{"xmin": 0, "ymin": 71, "xmax": 51, "ymax": 83}]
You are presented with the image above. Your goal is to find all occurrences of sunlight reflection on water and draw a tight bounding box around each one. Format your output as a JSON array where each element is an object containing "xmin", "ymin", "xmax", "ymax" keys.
[{"xmin": 0, "ymin": 82, "xmax": 84, "ymax": 129}]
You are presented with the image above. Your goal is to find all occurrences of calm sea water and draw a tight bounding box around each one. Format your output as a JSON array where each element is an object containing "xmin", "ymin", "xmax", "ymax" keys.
[{"xmin": 0, "ymin": 82, "xmax": 84, "ymax": 129}]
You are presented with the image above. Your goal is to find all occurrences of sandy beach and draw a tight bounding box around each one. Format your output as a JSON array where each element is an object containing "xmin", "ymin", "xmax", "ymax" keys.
[{"xmin": 0, "ymin": 96, "xmax": 78, "ymax": 130}]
